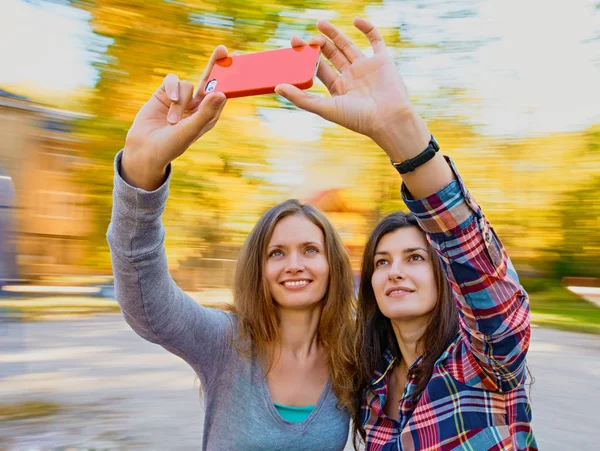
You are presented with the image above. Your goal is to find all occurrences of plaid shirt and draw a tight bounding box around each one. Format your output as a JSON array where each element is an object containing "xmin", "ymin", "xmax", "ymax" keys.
[{"xmin": 361, "ymin": 157, "xmax": 537, "ymax": 450}]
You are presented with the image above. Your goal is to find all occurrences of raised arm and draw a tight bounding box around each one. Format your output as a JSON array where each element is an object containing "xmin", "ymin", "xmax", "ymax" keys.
[
  {"xmin": 277, "ymin": 18, "xmax": 529, "ymax": 390},
  {"xmin": 273, "ymin": 17, "xmax": 455, "ymax": 198},
  {"xmin": 106, "ymin": 46, "xmax": 233, "ymax": 387},
  {"xmin": 107, "ymin": 152, "xmax": 234, "ymax": 387},
  {"xmin": 401, "ymin": 161, "xmax": 530, "ymax": 391}
]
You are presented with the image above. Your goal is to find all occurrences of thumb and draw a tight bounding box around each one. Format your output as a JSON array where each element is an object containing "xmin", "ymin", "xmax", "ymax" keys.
[
  {"xmin": 275, "ymin": 84, "xmax": 335, "ymax": 121},
  {"xmin": 177, "ymin": 92, "xmax": 227, "ymax": 143}
]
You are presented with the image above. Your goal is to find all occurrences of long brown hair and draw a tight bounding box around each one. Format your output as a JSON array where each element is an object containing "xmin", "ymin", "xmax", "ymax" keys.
[
  {"xmin": 231, "ymin": 199, "xmax": 356, "ymax": 410},
  {"xmin": 352, "ymin": 212, "xmax": 459, "ymax": 448}
]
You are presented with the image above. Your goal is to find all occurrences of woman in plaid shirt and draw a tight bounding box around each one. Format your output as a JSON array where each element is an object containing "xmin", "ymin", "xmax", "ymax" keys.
[
  {"xmin": 351, "ymin": 196, "xmax": 537, "ymax": 451},
  {"xmin": 277, "ymin": 17, "xmax": 537, "ymax": 451}
]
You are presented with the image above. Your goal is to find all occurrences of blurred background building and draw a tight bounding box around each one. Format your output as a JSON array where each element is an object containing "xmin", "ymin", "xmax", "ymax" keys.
[{"xmin": 0, "ymin": 89, "xmax": 93, "ymax": 282}]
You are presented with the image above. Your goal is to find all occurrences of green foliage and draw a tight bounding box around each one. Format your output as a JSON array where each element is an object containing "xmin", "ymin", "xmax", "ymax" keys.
[
  {"xmin": 550, "ymin": 175, "xmax": 600, "ymax": 279},
  {"xmin": 529, "ymin": 286, "xmax": 600, "ymax": 335}
]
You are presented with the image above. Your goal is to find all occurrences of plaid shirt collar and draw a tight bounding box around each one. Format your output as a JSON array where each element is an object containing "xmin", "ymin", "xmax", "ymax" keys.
[
  {"xmin": 369, "ymin": 343, "xmax": 457, "ymax": 389},
  {"xmin": 369, "ymin": 348, "xmax": 427, "ymax": 402},
  {"xmin": 370, "ymin": 348, "xmax": 396, "ymax": 388}
]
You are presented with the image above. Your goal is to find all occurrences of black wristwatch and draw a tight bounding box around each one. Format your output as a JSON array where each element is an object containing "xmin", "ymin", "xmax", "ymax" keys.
[{"xmin": 390, "ymin": 135, "xmax": 439, "ymax": 174}]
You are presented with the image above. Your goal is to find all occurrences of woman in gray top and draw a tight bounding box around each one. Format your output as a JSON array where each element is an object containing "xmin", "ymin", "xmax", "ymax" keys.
[{"xmin": 107, "ymin": 24, "xmax": 357, "ymax": 451}]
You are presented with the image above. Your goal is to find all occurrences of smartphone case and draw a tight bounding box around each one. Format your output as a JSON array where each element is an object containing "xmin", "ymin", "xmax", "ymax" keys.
[{"xmin": 203, "ymin": 44, "xmax": 321, "ymax": 98}]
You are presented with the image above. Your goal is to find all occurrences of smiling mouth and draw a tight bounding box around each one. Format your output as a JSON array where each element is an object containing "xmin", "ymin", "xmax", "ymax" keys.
[
  {"xmin": 281, "ymin": 280, "xmax": 312, "ymax": 289},
  {"xmin": 386, "ymin": 287, "xmax": 415, "ymax": 296}
]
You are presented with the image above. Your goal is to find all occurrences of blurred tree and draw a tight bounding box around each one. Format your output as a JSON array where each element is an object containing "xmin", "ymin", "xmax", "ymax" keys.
[
  {"xmin": 552, "ymin": 175, "xmax": 600, "ymax": 279},
  {"xmin": 62, "ymin": 0, "xmax": 393, "ymax": 271},
  {"xmin": 30, "ymin": 0, "xmax": 599, "ymax": 284},
  {"xmin": 549, "ymin": 125, "xmax": 600, "ymax": 279}
]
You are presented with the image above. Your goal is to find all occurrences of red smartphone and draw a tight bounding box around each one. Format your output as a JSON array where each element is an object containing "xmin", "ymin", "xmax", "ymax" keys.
[{"xmin": 203, "ymin": 44, "xmax": 321, "ymax": 99}]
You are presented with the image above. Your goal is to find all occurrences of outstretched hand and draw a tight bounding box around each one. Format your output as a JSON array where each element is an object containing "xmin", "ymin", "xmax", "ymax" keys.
[
  {"xmin": 275, "ymin": 18, "xmax": 430, "ymax": 162},
  {"xmin": 122, "ymin": 46, "xmax": 230, "ymax": 191}
]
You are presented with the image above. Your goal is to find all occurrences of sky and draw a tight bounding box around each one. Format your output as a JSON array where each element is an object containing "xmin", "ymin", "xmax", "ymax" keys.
[
  {"xmin": 0, "ymin": 0, "xmax": 598, "ymax": 137},
  {"xmin": 377, "ymin": 0, "xmax": 600, "ymax": 136},
  {"xmin": 0, "ymin": 0, "xmax": 102, "ymax": 92}
]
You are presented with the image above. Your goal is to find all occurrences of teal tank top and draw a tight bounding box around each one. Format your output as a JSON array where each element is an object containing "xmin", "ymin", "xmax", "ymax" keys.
[{"xmin": 274, "ymin": 403, "xmax": 315, "ymax": 422}]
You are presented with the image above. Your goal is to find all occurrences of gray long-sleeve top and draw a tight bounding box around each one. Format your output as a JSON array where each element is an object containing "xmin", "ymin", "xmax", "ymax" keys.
[{"xmin": 106, "ymin": 150, "xmax": 350, "ymax": 450}]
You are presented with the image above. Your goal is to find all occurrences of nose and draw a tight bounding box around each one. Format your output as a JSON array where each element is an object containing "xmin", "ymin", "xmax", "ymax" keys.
[
  {"xmin": 285, "ymin": 252, "xmax": 305, "ymax": 273},
  {"xmin": 387, "ymin": 260, "xmax": 405, "ymax": 281}
]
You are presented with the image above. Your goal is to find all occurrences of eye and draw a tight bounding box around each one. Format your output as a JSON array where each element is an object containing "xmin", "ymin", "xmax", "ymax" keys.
[
  {"xmin": 305, "ymin": 246, "xmax": 319, "ymax": 254},
  {"xmin": 269, "ymin": 249, "xmax": 283, "ymax": 258},
  {"xmin": 408, "ymin": 254, "xmax": 425, "ymax": 262},
  {"xmin": 375, "ymin": 258, "xmax": 388, "ymax": 267}
]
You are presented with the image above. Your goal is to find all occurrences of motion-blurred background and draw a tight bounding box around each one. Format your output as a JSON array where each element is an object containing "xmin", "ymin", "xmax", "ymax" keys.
[{"xmin": 0, "ymin": 0, "xmax": 599, "ymax": 449}]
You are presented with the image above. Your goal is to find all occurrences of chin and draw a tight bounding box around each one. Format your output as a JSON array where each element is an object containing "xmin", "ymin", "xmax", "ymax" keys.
[
  {"xmin": 278, "ymin": 301, "xmax": 323, "ymax": 311},
  {"xmin": 275, "ymin": 293, "xmax": 324, "ymax": 311},
  {"xmin": 380, "ymin": 305, "xmax": 429, "ymax": 321}
]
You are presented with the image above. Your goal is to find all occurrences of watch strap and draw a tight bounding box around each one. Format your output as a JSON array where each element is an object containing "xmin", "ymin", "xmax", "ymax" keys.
[{"xmin": 391, "ymin": 135, "xmax": 439, "ymax": 174}]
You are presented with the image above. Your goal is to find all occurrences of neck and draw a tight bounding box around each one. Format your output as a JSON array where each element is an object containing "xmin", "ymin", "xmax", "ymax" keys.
[
  {"xmin": 390, "ymin": 315, "xmax": 430, "ymax": 369},
  {"xmin": 272, "ymin": 305, "xmax": 322, "ymax": 360}
]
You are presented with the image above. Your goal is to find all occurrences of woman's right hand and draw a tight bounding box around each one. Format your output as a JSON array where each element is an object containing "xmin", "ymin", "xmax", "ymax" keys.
[{"xmin": 121, "ymin": 45, "xmax": 230, "ymax": 191}]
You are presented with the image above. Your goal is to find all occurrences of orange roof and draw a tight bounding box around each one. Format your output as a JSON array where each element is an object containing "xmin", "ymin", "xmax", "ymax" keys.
[{"xmin": 305, "ymin": 188, "xmax": 369, "ymax": 213}]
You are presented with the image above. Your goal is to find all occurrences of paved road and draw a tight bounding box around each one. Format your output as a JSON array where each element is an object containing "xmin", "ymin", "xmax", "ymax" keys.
[{"xmin": 1, "ymin": 314, "xmax": 598, "ymax": 450}]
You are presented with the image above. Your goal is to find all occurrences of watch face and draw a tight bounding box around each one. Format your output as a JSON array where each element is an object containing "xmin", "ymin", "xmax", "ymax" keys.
[{"xmin": 430, "ymin": 135, "xmax": 440, "ymax": 151}]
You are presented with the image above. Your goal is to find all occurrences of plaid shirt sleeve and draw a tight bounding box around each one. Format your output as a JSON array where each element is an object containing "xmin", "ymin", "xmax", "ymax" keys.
[{"xmin": 401, "ymin": 156, "xmax": 531, "ymax": 393}]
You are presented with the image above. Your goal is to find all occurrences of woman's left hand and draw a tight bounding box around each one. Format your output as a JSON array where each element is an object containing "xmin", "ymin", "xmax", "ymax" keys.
[{"xmin": 275, "ymin": 17, "xmax": 430, "ymax": 161}]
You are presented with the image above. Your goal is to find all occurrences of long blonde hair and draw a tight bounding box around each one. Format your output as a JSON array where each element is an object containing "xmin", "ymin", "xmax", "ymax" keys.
[{"xmin": 231, "ymin": 199, "xmax": 356, "ymax": 410}]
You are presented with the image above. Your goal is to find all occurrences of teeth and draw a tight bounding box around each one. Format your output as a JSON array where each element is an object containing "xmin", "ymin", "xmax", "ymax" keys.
[
  {"xmin": 284, "ymin": 280, "xmax": 309, "ymax": 288},
  {"xmin": 389, "ymin": 289, "xmax": 409, "ymax": 295}
]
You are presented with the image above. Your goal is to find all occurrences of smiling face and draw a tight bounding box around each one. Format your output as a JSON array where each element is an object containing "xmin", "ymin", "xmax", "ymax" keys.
[
  {"xmin": 265, "ymin": 213, "xmax": 330, "ymax": 310},
  {"xmin": 371, "ymin": 226, "xmax": 438, "ymax": 322}
]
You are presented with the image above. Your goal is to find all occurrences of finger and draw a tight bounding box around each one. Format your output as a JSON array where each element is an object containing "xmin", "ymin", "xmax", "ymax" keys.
[
  {"xmin": 315, "ymin": 57, "xmax": 339, "ymax": 94},
  {"xmin": 167, "ymin": 80, "xmax": 194, "ymax": 124},
  {"xmin": 291, "ymin": 35, "xmax": 308, "ymax": 47},
  {"xmin": 292, "ymin": 35, "xmax": 339, "ymax": 92},
  {"xmin": 353, "ymin": 17, "xmax": 387, "ymax": 54},
  {"xmin": 275, "ymin": 83, "xmax": 336, "ymax": 122},
  {"xmin": 177, "ymin": 92, "xmax": 227, "ymax": 143},
  {"xmin": 307, "ymin": 34, "xmax": 327, "ymax": 47},
  {"xmin": 156, "ymin": 73, "xmax": 180, "ymax": 105},
  {"xmin": 316, "ymin": 20, "xmax": 364, "ymax": 63},
  {"xmin": 194, "ymin": 45, "xmax": 229, "ymax": 101},
  {"xmin": 309, "ymin": 33, "xmax": 350, "ymax": 72}
]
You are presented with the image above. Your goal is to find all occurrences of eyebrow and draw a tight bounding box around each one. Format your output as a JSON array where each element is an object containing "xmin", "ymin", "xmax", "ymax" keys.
[
  {"xmin": 374, "ymin": 247, "xmax": 428, "ymax": 256},
  {"xmin": 268, "ymin": 241, "xmax": 323, "ymax": 250}
]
